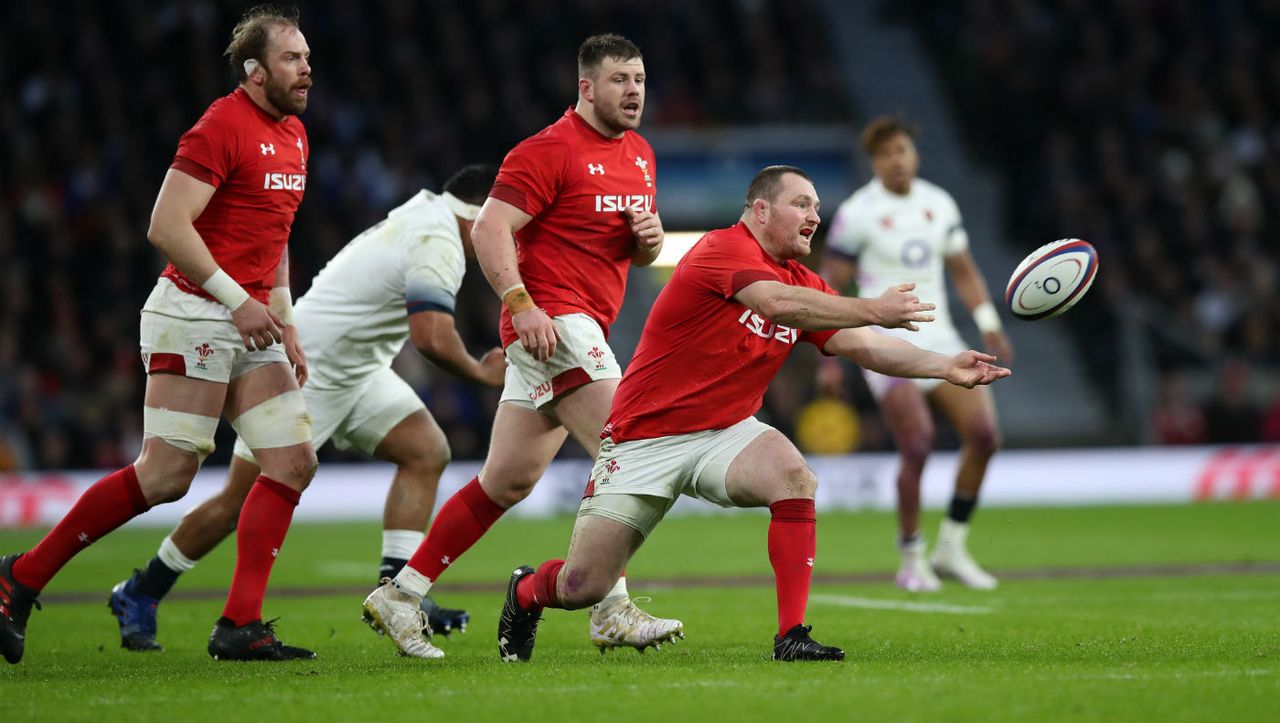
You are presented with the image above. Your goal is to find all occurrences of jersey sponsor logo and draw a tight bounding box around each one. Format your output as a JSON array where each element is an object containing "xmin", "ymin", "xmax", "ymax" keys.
[
  {"xmin": 594, "ymin": 194, "xmax": 654, "ymax": 213},
  {"xmin": 587, "ymin": 163, "xmax": 605, "ymax": 175},
  {"xmin": 263, "ymin": 172, "xmax": 307, "ymax": 191},
  {"xmin": 528, "ymin": 380, "xmax": 553, "ymax": 402},
  {"xmin": 260, "ymin": 143, "xmax": 276, "ymax": 155},
  {"xmin": 737, "ymin": 309, "xmax": 799, "ymax": 344}
]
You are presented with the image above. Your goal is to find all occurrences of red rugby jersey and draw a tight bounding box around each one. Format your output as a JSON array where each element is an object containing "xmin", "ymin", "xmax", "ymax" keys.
[
  {"xmin": 605, "ymin": 222, "xmax": 839, "ymax": 443},
  {"xmin": 489, "ymin": 107, "xmax": 657, "ymax": 347},
  {"xmin": 161, "ymin": 88, "xmax": 308, "ymax": 304}
]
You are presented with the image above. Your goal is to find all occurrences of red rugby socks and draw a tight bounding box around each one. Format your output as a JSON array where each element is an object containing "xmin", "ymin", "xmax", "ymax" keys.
[
  {"xmin": 768, "ymin": 498, "xmax": 817, "ymax": 637},
  {"xmin": 13, "ymin": 465, "xmax": 150, "ymax": 591},
  {"xmin": 406, "ymin": 477, "xmax": 506, "ymax": 582},
  {"xmin": 221, "ymin": 476, "xmax": 299, "ymax": 627},
  {"xmin": 516, "ymin": 559, "xmax": 566, "ymax": 611}
]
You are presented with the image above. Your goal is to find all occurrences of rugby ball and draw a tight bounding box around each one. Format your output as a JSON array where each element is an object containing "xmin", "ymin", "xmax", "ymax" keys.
[{"xmin": 1005, "ymin": 239, "xmax": 1098, "ymax": 320}]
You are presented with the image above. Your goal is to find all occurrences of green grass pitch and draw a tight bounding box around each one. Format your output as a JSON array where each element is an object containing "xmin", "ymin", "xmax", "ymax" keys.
[{"xmin": 1, "ymin": 502, "xmax": 1277, "ymax": 722}]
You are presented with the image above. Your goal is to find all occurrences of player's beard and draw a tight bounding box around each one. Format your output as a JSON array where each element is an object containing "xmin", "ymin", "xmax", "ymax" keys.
[
  {"xmin": 263, "ymin": 70, "xmax": 309, "ymax": 116},
  {"xmin": 597, "ymin": 101, "xmax": 642, "ymax": 135}
]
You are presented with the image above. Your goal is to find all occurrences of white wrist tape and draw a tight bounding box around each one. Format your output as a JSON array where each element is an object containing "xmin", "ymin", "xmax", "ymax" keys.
[
  {"xmin": 269, "ymin": 286, "xmax": 295, "ymax": 325},
  {"xmin": 202, "ymin": 269, "xmax": 251, "ymax": 310},
  {"xmin": 973, "ymin": 301, "xmax": 1003, "ymax": 334}
]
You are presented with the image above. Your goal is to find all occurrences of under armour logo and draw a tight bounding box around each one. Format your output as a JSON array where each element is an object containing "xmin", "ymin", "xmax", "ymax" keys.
[
  {"xmin": 587, "ymin": 163, "xmax": 605, "ymax": 175},
  {"xmin": 78, "ymin": 532, "xmax": 90, "ymax": 543},
  {"xmin": 271, "ymin": 548, "xmax": 279, "ymax": 558},
  {"xmin": 806, "ymin": 557, "xmax": 814, "ymax": 567},
  {"xmin": 260, "ymin": 143, "xmax": 276, "ymax": 155},
  {"xmin": 441, "ymin": 555, "xmax": 452, "ymax": 567}
]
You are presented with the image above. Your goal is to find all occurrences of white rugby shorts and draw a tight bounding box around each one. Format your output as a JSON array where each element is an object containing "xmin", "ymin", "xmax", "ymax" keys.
[
  {"xmin": 578, "ymin": 417, "xmax": 774, "ymax": 538},
  {"xmin": 499, "ymin": 313, "xmax": 621, "ymax": 411},
  {"xmin": 234, "ymin": 366, "xmax": 426, "ymax": 462},
  {"xmin": 139, "ymin": 278, "xmax": 286, "ymax": 383}
]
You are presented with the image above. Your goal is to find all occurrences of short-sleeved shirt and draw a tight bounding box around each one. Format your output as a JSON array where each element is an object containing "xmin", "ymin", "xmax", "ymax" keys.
[
  {"xmin": 489, "ymin": 107, "xmax": 657, "ymax": 347},
  {"xmin": 162, "ymin": 88, "xmax": 308, "ymax": 304},
  {"xmin": 825, "ymin": 178, "xmax": 966, "ymax": 339},
  {"xmin": 605, "ymin": 222, "xmax": 839, "ymax": 443},
  {"xmin": 293, "ymin": 190, "xmax": 466, "ymax": 389}
]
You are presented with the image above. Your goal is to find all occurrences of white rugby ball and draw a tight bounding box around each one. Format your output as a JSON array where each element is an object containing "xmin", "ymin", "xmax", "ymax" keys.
[{"xmin": 1005, "ymin": 239, "xmax": 1098, "ymax": 320}]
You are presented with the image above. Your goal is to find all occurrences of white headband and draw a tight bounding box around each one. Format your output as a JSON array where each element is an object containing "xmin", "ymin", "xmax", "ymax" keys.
[{"xmin": 442, "ymin": 191, "xmax": 483, "ymax": 221}]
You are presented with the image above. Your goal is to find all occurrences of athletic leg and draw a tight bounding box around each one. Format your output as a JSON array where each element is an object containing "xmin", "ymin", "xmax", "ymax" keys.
[
  {"xmin": 208, "ymin": 362, "xmax": 316, "ymax": 661},
  {"xmin": 722, "ymin": 430, "xmax": 843, "ymax": 662},
  {"xmin": 879, "ymin": 381, "xmax": 941, "ymax": 592},
  {"xmin": 110, "ymin": 452, "xmax": 259, "ymax": 652},
  {"xmin": 928, "ymin": 384, "xmax": 1001, "ymax": 589}
]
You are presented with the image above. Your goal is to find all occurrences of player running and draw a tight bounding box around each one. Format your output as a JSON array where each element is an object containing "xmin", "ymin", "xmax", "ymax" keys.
[
  {"xmin": 495, "ymin": 166, "xmax": 1010, "ymax": 663},
  {"xmin": 107, "ymin": 165, "xmax": 504, "ymax": 658},
  {"xmin": 1, "ymin": 6, "xmax": 318, "ymax": 663},
  {"xmin": 361, "ymin": 34, "xmax": 682, "ymax": 657},
  {"xmin": 820, "ymin": 117, "xmax": 1015, "ymax": 592}
]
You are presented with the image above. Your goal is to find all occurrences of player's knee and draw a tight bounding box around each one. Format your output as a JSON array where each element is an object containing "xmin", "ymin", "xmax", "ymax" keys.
[
  {"xmin": 963, "ymin": 423, "xmax": 1002, "ymax": 459},
  {"xmin": 480, "ymin": 467, "xmax": 538, "ymax": 507},
  {"xmin": 408, "ymin": 431, "xmax": 451, "ymax": 478},
  {"xmin": 779, "ymin": 461, "xmax": 818, "ymax": 499},
  {"xmin": 559, "ymin": 567, "xmax": 610, "ymax": 609},
  {"xmin": 139, "ymin": 454, "xmax": 201, "ymax": 504},
  {"xmin": 898, "ymin": 429, "xmax": 935, "ymax": 465},
  {"xmin": 266, "ymin": 447, "xmax": 318, "ymax": 490}
]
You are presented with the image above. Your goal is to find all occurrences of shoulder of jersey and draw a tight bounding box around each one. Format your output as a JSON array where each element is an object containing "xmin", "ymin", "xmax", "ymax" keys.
[
  {"xmin": 838, "ymin": 182, "xmax": 879, "ymax": 213},
  {"xmin": 913, "ymin": 177, "xmax": 954, "ymax": 204}
]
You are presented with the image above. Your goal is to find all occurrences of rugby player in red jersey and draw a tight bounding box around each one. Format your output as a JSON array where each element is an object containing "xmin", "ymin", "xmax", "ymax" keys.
[
  {"xmin": 495, "ymin": 166, "xmax": 1010, "ymax": 662},
  {"xmin": 0, "ymin": 5, "xmax": 318, "ymax": 663},
  {"xmin": 362, "ymin": 34, "xmax": 685, "ymax": 656}
]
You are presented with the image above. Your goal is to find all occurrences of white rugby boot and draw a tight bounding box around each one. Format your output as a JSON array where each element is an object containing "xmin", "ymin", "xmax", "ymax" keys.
[
  {"xmin": 930, "ymin": 518, "xmax": 998, "ymax": 590},
  {"xmin": 590, "ymin": 596, "xmax": 684, "ymax": 653},
  {"xmin": 362, "ymin": 579, "xmax": 445, "ymax": 659},
  {"xmin": 895, "ymin": 536, "xmax": 943, "ymax": 592}
]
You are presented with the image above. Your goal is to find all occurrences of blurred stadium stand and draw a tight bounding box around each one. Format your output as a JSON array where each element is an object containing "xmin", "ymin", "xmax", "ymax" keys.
[{"xmin": 2, "ymin": 0, "xmax": 1277, "ymax": 471}]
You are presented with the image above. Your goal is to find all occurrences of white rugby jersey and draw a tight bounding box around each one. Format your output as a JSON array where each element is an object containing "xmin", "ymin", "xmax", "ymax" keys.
[
  {"xmin": 294, "ymin": 190, "xmax": 466, "ymax": 388},
  {"xmin": 825, "ymin": 177, "xmax": 968, "ymax": 341}
]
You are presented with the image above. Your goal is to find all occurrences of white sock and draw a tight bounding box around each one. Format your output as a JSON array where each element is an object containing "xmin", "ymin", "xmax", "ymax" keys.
[
  {"xmin": 392, "ymin": 565, "xmax": 432, "ymax": 600},
  {"xmin": 381, "ymin": 529, "xmax": 425, "ymax": 560},
  {"xmin": 937, "ymin": 518, "xmax": 969, "ymax": 551},
  {"xmin": 157, "ymin": 535, "xmax": 197, "ymax": 573},
  {"xmin": 603, "ymin": 576, "xmax": 629, "ymax": 601}
]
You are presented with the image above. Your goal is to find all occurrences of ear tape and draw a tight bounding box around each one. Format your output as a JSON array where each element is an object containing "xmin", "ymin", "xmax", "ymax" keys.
[{"xmin": 243, "ymin": 59, "xmax": 260, "ymax": 77}]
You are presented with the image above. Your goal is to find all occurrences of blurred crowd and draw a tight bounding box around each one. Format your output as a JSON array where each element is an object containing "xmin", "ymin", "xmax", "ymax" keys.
[
  {"xmin": 0, "ymin": 0, "xmax": 848, "ymax": 470},
  {"xmin": 901, "ymin": 0, "xmax": 1280, "ymax": 443}
]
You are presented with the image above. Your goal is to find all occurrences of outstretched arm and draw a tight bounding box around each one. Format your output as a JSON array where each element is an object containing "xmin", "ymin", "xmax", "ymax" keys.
[
  {"xmin": 734, "ymin": 279, "xmax": 935, "ymax": 332},
  {"xmin": 822, "ymin": 327, "xmax": 1010, "ymax": 388}
]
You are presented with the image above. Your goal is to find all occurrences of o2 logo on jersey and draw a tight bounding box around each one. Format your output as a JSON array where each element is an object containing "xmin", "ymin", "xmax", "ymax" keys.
[
  {"xmin": 594, "ymin": 194, "xmax": 654, "ymax": 213},
  {"xmin": 263, "ymin": 172, "xmax": 307, "ymax": 191},
  {"xmin": 900, "ymin": 239, "xmax": 931, "ymax": 269},
  {"xmin": 737, "ymin": 309, "xmax": 799, "ymax": 344}
]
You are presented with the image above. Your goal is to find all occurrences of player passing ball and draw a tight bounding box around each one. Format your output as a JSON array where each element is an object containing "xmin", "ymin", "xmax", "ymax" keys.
[{"xmin": 497, "ymin": 166, "xmax": 1010, "ymax": 663}]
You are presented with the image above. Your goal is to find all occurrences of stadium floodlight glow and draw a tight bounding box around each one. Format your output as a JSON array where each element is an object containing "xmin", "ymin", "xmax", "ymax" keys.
[{"xmin": 651, "ymin": 231, "xmax": 707, "ymax": 268}]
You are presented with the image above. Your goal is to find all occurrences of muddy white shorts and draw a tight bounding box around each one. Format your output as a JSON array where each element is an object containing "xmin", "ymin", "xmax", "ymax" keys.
[
  {"xmin": 578, "ymin": 416, "xmax": 774, "ymax": 538},
  {"xmin": 139, "ymin": 278, "xmax": 287, "ymax": 383},
  {"xmin": 499, "ymin": 313, "xmax": 622, "ymax": 411}
]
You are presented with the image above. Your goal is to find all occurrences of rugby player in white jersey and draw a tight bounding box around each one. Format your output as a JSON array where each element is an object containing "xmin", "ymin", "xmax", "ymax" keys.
[
  {"xmin": 108, "ymin": 165, "xmax": 506, "ymax": 659},
  {"xmin": 821, "ymin": 117, "xmax": 1015, "ymax": 592}
]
